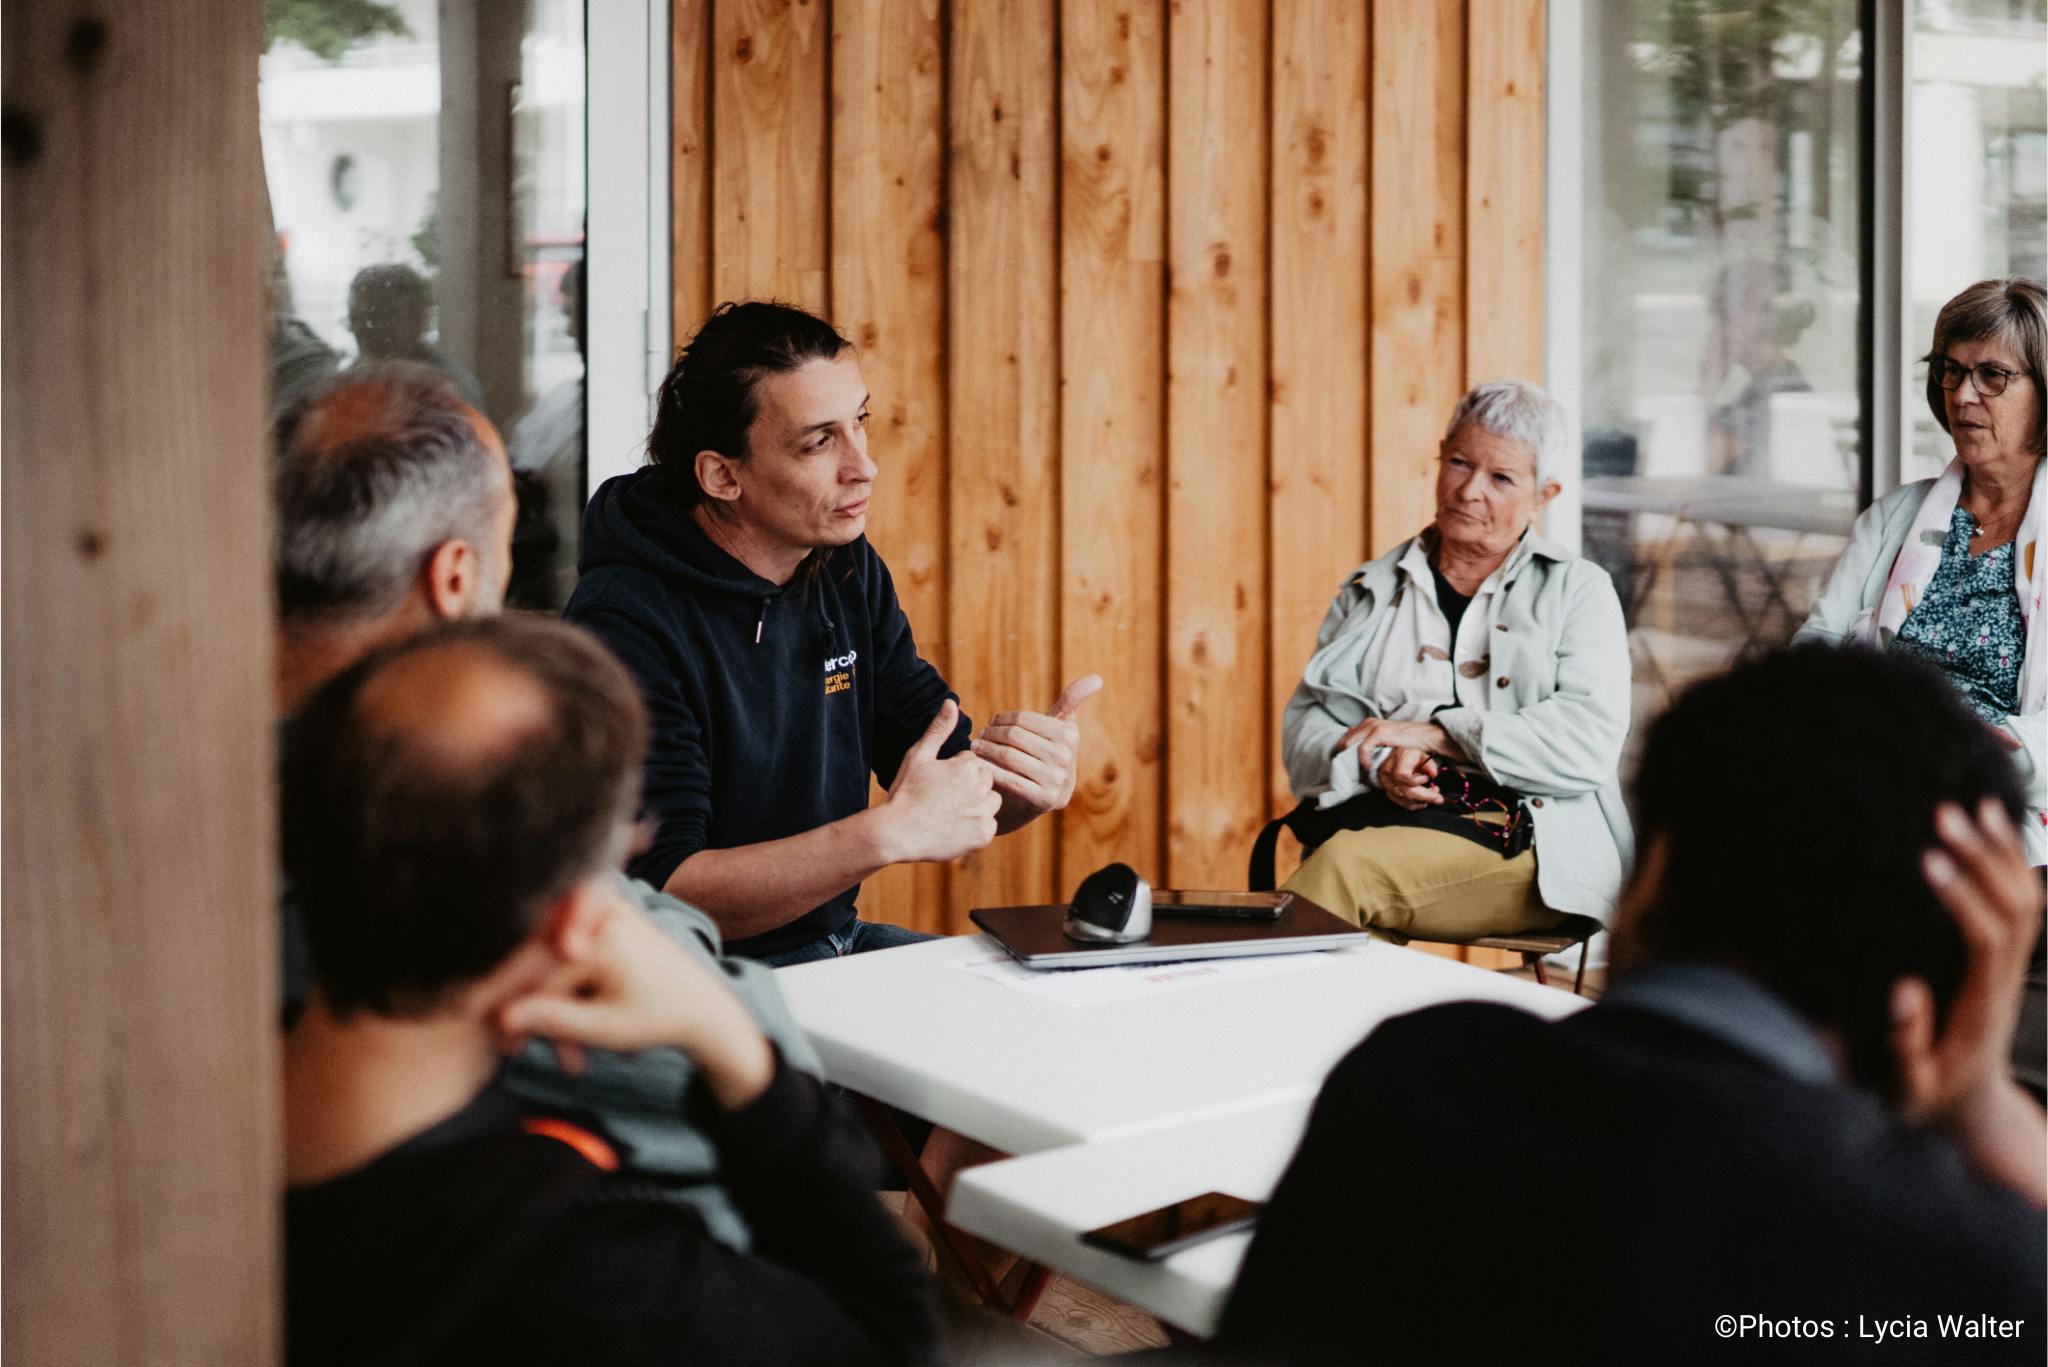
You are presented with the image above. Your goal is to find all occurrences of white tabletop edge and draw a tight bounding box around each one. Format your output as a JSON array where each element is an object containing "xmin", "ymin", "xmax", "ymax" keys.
[
  {"xmin": 946, "ymin": 1099, "xmax": 1320, "ymax": 1338},
  {"xmin": 948, "ymin": 1173, "xmax": 1245, "ymax": 1337},
  {"xmin": 802, "ymin": 1034, "xmax": 1092, "ymax": 1154}
]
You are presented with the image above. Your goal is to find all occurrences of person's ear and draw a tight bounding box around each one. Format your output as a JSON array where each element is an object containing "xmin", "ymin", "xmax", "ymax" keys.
[
  {"xmin": 1885, "ymin": 975, "xmax": 1944, "ymax": 1120},
  {"xmin": 541, "ymin": 875, "xmax": 617, "ymax": 963},
  {"xmin": 694, "ymin": 449, "xmax": 744, "ymax": 505},
  {"xmin": 424, "ymin": 538, "xmax": 481, "ymax": 621},
  {"xmin": 1532, "ymin": 479, "xmax": 1563, "ymax": 513}
]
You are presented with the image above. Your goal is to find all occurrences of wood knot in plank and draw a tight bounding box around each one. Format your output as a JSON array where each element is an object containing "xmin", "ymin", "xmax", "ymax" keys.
[
  {"xmin": 2, "ymin": 105, "xmax": 44, "ymax": 167},
  {"xmin": 65, "ymin": 18, "xmax": 109, "ymax": 75}
]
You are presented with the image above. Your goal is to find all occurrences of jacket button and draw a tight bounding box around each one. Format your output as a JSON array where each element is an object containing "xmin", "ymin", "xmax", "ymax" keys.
[
  {"xmin": 1495, "ymin": 675, "xmax": 1510, "ymax": 688},
  {"xmin": 1530, "ymin": 797, "xmax": 1545, "ymax": 808},
  {"xmin": 1495, "ymin": 623, "xmax": 1508, "ymax": 632}
]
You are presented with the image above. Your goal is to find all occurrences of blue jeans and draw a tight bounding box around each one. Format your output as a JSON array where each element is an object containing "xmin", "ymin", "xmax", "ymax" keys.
[
  {"xmin": 757, "ymin": 918, "xmax": 941, "ymax": 1170},
  {"xmin": 756, "ymin": 918, "xmax": 938, "ymax": 968}
]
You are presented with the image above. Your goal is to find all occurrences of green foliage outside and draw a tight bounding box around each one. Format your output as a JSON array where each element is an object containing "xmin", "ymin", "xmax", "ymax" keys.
[
  {"xmin": 1631, "ymin": 0, "xmax": 1852, "ymax": 278},
  {"xmin": 262, "ymin": 0, "xmax": 411, "ymax": 62},
  {"xmin": 1638, "ymin": 0, "xmax": 1843, "ymax": 127}
]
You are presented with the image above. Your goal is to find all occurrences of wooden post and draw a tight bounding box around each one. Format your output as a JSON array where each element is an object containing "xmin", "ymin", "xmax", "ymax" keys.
[
  {"xmin": 1268, "ymin": 0, "xmax": 1370, "ymax": 837},
  {"xmin": 832, "ymin": 0, "xmax": 951, "ymax": 931},
  {"xmin": 947, "ymin": 0, "xmax": 1059, "ymax": 917},
  {"xmin": 1059, "ymin": 0, "xmax": 1166, "ymax": 890},
  {"xmin": 1164, "ymin": 0, "xmax": 1272, "ymax": 889},
  {"xmin": 2, "ymin": 2, "xmax": 278, "ymax": 1363},
  {"xmin": 1369, "ymin": 0, "xmax": 1468, "ymax": 557},
  {"xmin": 712, "ymin": 0, "xmax": 830, "ymax": 311}
]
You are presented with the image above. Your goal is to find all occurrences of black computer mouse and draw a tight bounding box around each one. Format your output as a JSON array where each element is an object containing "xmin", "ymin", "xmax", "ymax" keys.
[{"xmin": 1063, "ymin": 861, "xmax": 1153, "ymax": 944}]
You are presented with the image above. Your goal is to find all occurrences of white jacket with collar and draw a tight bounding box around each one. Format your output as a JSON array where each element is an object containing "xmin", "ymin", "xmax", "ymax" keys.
[
  {"xmin": 1795, "ymin": 477, "xmax": 2047, "ymax": 866},
  {"xmin": 1280, "ymin": 531, "xmax": 1635, "ymax": 923}
]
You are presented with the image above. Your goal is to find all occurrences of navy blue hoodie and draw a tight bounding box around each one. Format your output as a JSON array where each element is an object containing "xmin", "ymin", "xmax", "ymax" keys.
[{"xmin": 565, "ymin": 468, "xmax": 967, "ymax": 957}]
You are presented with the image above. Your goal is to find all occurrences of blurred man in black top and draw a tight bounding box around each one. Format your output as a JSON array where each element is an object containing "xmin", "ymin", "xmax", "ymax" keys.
[
  {"xmin": 282, "ymin": 616, "xmax": 934, "ymax": 1367},
  {"xmin": 1217, "ymin": 645, "xmax": 2045, "ymax": 1367}
]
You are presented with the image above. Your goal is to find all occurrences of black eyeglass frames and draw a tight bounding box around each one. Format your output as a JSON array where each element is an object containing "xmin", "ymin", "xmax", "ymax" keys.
[{"xmin": 1930, "ymin": 358, "xmax": 2025, "ymax": 397}]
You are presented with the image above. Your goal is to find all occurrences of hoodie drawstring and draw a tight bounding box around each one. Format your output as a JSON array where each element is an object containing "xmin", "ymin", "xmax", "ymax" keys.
[{"xmin": 753, "ymin": 582, "xmax": 833, "ymax": 647}]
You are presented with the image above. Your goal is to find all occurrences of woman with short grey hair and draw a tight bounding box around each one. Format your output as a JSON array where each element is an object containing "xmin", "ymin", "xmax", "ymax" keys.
[{"xmin": 1275, "ymin": 379, "xmax": 1634, "ymax": 942}]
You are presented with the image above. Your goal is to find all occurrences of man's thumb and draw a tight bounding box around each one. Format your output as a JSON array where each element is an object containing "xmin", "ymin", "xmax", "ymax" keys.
[
  {"xmin": 908, "ymin": 698, "xmax": 960, "ymax": 762},
  {"xmin": 1049, "ymin": 674, "xmax": 1104, "ymax": 722}
]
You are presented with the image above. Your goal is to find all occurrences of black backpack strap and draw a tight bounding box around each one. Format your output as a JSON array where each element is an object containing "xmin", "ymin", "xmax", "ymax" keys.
[
  {"xmin": 1248, "ymin": 813, "xmax": 1291, "ymax": 891},
  {"xmin": 1250, "ymin": 794, "xmax": 1399, "ymax": 890}
]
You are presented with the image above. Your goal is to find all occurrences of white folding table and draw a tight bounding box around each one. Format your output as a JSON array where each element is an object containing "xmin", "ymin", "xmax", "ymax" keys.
[
  {"xmin": 776, "ymin": 933, "xmax": 1588, "ymax": 1330},
  {"xmin": 946, "ymin": 1099, "xmax": 1316, "ymax": 1337}
]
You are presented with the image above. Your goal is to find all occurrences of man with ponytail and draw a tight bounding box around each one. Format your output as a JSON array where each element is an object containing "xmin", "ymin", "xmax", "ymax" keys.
[{"xmin": 567, "ymin": 301, "xmax": 1100, "ymax": 963}]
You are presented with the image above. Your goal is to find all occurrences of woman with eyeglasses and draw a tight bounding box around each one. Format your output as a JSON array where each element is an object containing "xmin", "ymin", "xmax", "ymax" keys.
[
  {"xmin": 1801, "ymin": 277, "xmax": 2045, "ymax": 867},
  {"xmin": 1273, "ymin": 380, "xmax": 1634, "ymax": 946},
  {"xmin": 1801, "ymin": 277, "xmax": 2045, "ymax": 1101}
]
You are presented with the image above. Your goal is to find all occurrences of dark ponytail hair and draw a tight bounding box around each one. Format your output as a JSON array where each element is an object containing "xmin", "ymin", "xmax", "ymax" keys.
[{"xmin": 647, "ymin": 301, "xmax": 851, "ymax": 508}]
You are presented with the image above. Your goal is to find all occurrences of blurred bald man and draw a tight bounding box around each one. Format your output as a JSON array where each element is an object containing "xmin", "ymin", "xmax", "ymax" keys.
[
  {"xmin": 282, "ymin": 617, "xmax": 933, "ymax": 1366},
  {"xmin": 273, "ymin": 366, "xmax": 822, "ymax": 1246}
]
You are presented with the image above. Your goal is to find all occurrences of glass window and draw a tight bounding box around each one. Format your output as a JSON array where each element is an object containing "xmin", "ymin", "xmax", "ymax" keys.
[
  {"xmin": 1905, "ymin": 0, "xmax": 2048, "ymax": 481},
  {"xmin": 1573, "ymin": 2, "xmax": 1865, "ymax": 742},
  {"xmin": 260, "ymin": 0, "xmax": 587, "ymax": 609}
]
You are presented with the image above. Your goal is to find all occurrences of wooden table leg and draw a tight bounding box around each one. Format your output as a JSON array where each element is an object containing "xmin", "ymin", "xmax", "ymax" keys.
[
  {"xmin": 1005, "ymin": 1262, "xmax": 1056, "ymax": 1323},
  {"xmin": 851, "ymin": 1093, "xmax": 1050, "ymax": 1320}
]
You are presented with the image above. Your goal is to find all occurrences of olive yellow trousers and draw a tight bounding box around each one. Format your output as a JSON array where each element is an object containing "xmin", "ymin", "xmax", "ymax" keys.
[{"xmin": 1282, "ymin": 825, "xmax": 1565, "ymax": 944}]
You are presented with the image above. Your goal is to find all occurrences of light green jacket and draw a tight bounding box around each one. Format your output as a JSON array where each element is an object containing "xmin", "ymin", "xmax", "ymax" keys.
[
  {"xmin": 503, "ymin": 877, "xmax": 822, "ymax": 1250},
  {"xmin": 1281, "ymin": 532, "xmax": 1635, "ymax": 923}
]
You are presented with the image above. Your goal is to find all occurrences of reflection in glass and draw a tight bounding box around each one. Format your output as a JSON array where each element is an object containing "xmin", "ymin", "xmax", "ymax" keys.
[
  {"xmin": 259, "ymin": 0, "xmax": 587, "ymax": 609},
  {"xmin": 1906, "ymin": 0, "xmax": 2048, "ymax": 481},
  {"xmin": 1576, "ymin": 2, "xmax": 1864, "ymax": 737}
]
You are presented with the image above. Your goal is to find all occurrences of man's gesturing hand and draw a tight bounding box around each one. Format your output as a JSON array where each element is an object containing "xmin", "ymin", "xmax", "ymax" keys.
[
  {"xmin": 972, "ymin": 674, "xmax": 1104, "ymax": 818},
  {"xmin": 881, "ymin": 699, "xmax": 1001, "ymax": 863}
]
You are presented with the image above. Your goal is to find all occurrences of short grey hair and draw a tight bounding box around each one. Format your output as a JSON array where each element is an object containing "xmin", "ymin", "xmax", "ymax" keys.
[
  {"xmin": 1443, "ymin": 379, "xmax": 1568, "ymax": 485},
  {"xmin": 276, "ymin": 364, "xmax": 506, "ymax": 622},
  {"xmin": 1924, "ymin": 277, "xmax": 2045, "ymax": 453}
]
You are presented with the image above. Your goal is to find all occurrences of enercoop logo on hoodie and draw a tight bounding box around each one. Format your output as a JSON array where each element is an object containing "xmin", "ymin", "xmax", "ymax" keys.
[{"xmin": 824, "ymin": 649, "xmax": 858, "ymax": 697}]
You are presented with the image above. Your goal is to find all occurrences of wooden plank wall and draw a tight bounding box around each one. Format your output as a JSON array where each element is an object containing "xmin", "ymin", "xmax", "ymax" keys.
[
  {"xmin": 3, "ymin": 2, "xmax": 279, "ymax": 1362},
  {"xmin": 673, "ymin": 0, "xmax": 1545, "ymax": 936}
]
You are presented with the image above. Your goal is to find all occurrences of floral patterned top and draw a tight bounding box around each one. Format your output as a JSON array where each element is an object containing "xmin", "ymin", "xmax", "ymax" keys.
[{"xmin": 1890, "ymin": 505, "xmax": 2024, "ymax": 721}]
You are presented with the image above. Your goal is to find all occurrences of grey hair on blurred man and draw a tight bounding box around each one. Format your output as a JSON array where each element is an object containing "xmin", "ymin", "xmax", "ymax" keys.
[{"xmin": 274, "ymin": 363, "xmax": 516, "ymax": 716}]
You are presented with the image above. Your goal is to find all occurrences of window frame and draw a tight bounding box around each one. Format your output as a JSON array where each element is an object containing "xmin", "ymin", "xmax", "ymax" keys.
[{"xmin": 585, "ymin": 0, "xmax": 672, "ymax": 497}]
